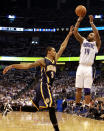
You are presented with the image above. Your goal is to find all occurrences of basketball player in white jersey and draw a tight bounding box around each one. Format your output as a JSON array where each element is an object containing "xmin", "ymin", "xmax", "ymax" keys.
[
  {"xmin": 73, "ymin": 15, "xmax": 101, "ymax": 106},
  {"xmin": 2, "ymin": 100, "xmax": 13, "ymax": 116}
]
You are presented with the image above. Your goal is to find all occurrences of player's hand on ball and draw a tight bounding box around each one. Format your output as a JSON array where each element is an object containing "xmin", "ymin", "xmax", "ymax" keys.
[
  {"xmin": 89, "ymin": 15, "xmax": 94, "ymax": 23},
  {"xmin": 3, "ymin": 65, "xmax": 12, "ymax": 74}
]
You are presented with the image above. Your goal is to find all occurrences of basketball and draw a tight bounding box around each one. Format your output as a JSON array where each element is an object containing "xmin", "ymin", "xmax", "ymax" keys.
[{"xmin": 75, "ymin": 5, "xmax": 87, "ymax": 17}]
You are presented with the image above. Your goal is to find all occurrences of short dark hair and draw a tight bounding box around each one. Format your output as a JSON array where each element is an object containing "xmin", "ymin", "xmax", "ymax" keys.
[{"xmin": 46, "ymin": 46, "xmax": 53, "ymax": 55}]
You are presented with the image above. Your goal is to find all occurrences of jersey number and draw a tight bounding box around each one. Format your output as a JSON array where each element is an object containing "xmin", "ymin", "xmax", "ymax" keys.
[{"xmin": 85, "ymin": 48, "xmax": 90, "ymax": 55}]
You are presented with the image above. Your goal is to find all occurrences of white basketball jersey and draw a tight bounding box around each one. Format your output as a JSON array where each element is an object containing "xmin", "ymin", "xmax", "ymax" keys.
[{"xmin": 79, "ymin": 39, "xmax": 98, "ymax": 66}]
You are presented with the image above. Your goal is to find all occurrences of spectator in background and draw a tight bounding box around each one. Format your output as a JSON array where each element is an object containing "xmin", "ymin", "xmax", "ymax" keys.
[{"xmin": 62, "ymin": 97, "xmax": 67, "ymax": 112}]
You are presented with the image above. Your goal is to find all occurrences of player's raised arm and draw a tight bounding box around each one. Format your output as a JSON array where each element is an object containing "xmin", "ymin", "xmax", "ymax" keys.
[
  {"xmin": 56, "ymin": 25, "xmax": 73, "ymax": 61},
  {"xmin": 3, "ymin": 59, "xmax": 45, "ymax": 75},
  {"xmin": 73, "ymin": 16, "xmax": 85, "ymax": 44},
  {"xmin": 89, "ymin": 15, "xmax": 101, "ymax": 51}
]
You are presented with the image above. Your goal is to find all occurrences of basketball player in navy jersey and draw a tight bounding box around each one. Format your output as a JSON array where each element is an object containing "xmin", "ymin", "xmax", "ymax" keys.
[
  {"xmin": 3, "ymin": 25, "xmax": 73, "ymax": 131},
  {"xmin": 73, "ymin": 15, "xmax": 101, "ymax": 107}
]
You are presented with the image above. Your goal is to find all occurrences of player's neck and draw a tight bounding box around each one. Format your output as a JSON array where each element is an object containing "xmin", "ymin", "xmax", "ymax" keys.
[
  {"xmin": 46, "ymin": 55, "xmax": 54, "ymax": 61},
  {"xmin": 87, "ymin": 39, "xmax": 95, "ymax": 42},
  {"xmin": 90, "ymin": 40, "xmax": 95, "ymax": 42}
]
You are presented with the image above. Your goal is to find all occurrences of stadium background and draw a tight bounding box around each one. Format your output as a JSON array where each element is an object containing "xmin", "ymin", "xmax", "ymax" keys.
[{"xmin": 0, "ymin": 0, "xmax": 104, "ymax": 116}]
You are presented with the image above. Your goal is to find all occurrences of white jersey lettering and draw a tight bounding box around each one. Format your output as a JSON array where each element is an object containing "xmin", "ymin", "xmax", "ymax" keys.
[{"xmin": 79, "ymin": 39, "xmax": 98, "ymax": 66}]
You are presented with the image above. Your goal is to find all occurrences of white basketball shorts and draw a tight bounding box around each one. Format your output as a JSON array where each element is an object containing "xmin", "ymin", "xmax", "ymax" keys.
[{"xmin": 75, "ymin": 64, "xmax": 93, "ymax": 89}]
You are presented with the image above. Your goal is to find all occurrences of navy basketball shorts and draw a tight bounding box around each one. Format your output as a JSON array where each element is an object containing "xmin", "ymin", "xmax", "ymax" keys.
[{"xmin": 32, "ymin": 82, "xmax": 54, "ymax": 111}]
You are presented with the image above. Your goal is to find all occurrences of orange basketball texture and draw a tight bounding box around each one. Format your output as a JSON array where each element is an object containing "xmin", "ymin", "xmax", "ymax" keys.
[{"xmin": 75, "ymin": 5, "xmax": 87, "ymax": 17}]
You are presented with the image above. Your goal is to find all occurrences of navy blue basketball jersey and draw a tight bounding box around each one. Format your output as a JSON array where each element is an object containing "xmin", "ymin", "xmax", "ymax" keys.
[
  {"xmin": 32, "ymin": 57, "xmax": 56, "ymax": 109},
  {"xmin": 41, "ymin": 57, "xmax": 56, "ymax": 86}
]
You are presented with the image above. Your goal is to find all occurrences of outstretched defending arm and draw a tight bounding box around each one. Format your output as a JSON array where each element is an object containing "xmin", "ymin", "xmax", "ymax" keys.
[
  {"xmin": 89, "ymin": 15, "xmax": 101, "ymax": 51},
  {"xmin": 73, "ymin": 16, "xmax": 85, "ymax": 44},
  {"xmin": 56, "ymin": 25, "xmax": 73, "ymax": 61},
  {"xmin": 3, "ymin": 59, "xmax": 45, "ymax": 75}
]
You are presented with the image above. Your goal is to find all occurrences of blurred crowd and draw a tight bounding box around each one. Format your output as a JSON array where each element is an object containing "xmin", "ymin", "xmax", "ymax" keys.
[
  {"xmin": 62, "ymin": 98, "xmax": 104, "ymax": 120},
  {"xmin": 0, "ymin": 67, "xmax": 104, "ymax": 120},
  {"xmin": 0, "ymin": 68, "xmax": 36, "ymax": 106}
]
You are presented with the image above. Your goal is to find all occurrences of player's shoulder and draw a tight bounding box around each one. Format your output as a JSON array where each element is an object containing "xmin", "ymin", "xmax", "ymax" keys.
[
  {"xmin": 81, "ymin": 38, "xmax": 87, "ymax": 46},
  {"xmin": 35, "ymin": 58, "xmax": 46, "ymax": 67},
  {"xmin": 82, "ymin": 38, "xmax": 87, "ymax": 43},
  {"xmin": 44, "ymin": 57, "xmax": 55, "ymax": 63},
  {"xmin": 36, "ymin": 58, "xmax": 44, "ymax": 62}
]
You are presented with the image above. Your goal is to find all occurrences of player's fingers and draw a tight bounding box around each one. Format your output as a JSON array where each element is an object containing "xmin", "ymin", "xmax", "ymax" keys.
[
  {"xmin": 71, "ymin": 25, "xmax": 74, "ymax": 29},
  {"xmin": 89, "ymin": 15, "xmax": 93, "ymax": 19},
  {"xmin": 70, "ymin": 25, "xmax": 74, "ymax": 31},
  {"xmin": 90, "ymin": 15, "xmax": 93, "ymax": 17},
  {"xmin": 70, "ymin": 25, "xmax": 73, "ymax": 28},
  {"xmin": 79, "ymin": 16, "xmax": 84, "ymax": 20},
  {"xmin": 89, "ymin": 15, "xmax": 91, "ymax": 20},
  {"xmin": 3, "ymin": 68, "xmax": 7, "ymax": 74}
]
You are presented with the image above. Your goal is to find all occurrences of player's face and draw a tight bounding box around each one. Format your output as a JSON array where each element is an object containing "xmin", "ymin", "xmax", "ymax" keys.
[
  {"xmin": 50, "ymin": 48, "xmax": 56, "ymax": 58},
  {"xmin": 87, "ymin": 33, "xmax": 95, "ymax": 41}
]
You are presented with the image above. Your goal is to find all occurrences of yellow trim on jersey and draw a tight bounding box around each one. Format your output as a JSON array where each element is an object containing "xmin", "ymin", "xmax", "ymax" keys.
[
  {"xmin": 43, "ymin": 66, "xmax": 53, "ymax": 107},
  {"xmin": 48, "ymin": 84, "xmax": 53, "ymax": 107},
  {"xmin": 45, "ymin": 57, "xmax": 55, "ymax": 64},
  {"xmin": 31, "ymin": 100, "xmax": 39, "ymax": 111},
  {"xmin": 39, "ymin": 106, "xmax": 48, "ymax": 109},
  {"xmin": 44, "ymin": 66, "xmax": 53, "ymax": 107},
  {"xmin": 40, "ymin": 63, "xmax": 53, "ymax": 108},
  {"xmin": 40, "ymin": 67, "xmax": 42, "ymax": 86},
  {"xmin": 40, "ymin": 67, "xmax": 48, "ymax": 107},
  {"xmin": 46, "ymin": 74, "xmax": 53, "ymax": 107},
  {"xmin": 40, "ymin": 81, "xmax": 48, "ymax": 107}
]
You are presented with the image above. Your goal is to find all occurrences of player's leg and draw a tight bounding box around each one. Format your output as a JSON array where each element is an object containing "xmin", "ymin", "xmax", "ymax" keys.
[
  {"xmin": 10, "ymin": 106, "xmax": 13, "ymax": 111},
  {"xmin": 31, "ymin": 83, "xmax": 40, "ymax": 112},
  {"xmin": 2, "ymin": 109, "xmax": 8, "ymax": 116},
  {"xmin": 2, "ymin": 104, "xmax": 7, "ymax": 116},
  {"xmin": 31, "ymin": 97, "xmax": 39, "ymax": 112},
  {"xmin": 75, "ymin": 88, "xmax": 82, "ymax": 104},
  {"xmin": 84, "ymin": 88, "xmax": 91, "ymax": 105},
  {"xmin": 48, "ymin": 107, "xmax": 59, "ymax": 131},
  {"xmin": 84, "ymin": 66, "xmax": 93, "ymax": 105},
  {"xmin": 41, "ymin": 84, "xmax": 60, "ymax": 131},
  {"xmin": 75, "ymin": 66, "xmax": 83, "ymax": 104}
]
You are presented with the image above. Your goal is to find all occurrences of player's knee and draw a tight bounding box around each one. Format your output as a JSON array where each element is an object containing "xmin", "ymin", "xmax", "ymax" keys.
[{"xmin": 84, "ymin": 88, "xmax": 91, "ymax": 95}]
